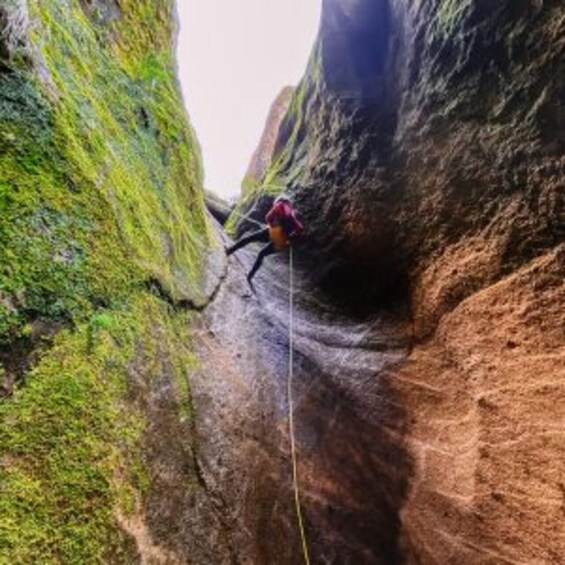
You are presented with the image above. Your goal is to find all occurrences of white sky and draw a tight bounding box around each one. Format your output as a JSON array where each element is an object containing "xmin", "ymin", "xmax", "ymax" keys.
[{"xmin": 176, "ymin": 0, "xmax": 322, "ymax": 199}]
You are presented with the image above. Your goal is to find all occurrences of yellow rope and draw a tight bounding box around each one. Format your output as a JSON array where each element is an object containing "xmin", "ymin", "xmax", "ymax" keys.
[{"xmin": 288, "ymin": 246, "xmax": 312, "ymax": 565}]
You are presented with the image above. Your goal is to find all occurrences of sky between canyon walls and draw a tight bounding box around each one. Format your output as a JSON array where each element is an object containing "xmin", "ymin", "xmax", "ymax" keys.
[{"xmin": 177, "ymin": 0, "xmax": 322, "ymax": 198}]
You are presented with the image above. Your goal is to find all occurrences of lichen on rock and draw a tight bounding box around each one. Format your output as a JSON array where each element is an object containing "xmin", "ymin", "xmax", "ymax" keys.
[{"xmin": 0, "ymin": 0, "xmax": 30, "ymax": 61}]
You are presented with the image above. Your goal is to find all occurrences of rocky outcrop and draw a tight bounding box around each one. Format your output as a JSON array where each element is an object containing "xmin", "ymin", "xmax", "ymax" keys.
[
  {"xmin": 397, "ymin": 245, "xmax": 564, "ymax": 563},
  {"xmin": 242, "ymin": 86, "xmax": 294, "ymax": 194},
  {"xmin": 205, "ymin": 189, "xmax": 234, "ymax": 225}
]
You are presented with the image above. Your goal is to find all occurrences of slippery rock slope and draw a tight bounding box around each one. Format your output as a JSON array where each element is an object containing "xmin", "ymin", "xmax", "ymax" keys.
[
  {"xmin": 186, "ymin": 238, "xmax": 412, "ymax": 563},
  {"xmin": 230, "ymin": 0, "xmax": 564, "ymax": 562}
]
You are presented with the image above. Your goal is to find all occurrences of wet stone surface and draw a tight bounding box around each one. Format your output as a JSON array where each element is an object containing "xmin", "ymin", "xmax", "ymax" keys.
[{"xmin": 188, "ymin": 233, "xmax": 412, "ymax": 563}]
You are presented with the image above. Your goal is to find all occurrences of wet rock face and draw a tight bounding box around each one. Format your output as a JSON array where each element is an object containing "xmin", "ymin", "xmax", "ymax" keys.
[
  {"xmin": 189, "ymin": 242, "xmax": 413, "ymax": 563},
  {"xmin": 230, "ymin": 0, "xmax": 564, "ymax": 562}
]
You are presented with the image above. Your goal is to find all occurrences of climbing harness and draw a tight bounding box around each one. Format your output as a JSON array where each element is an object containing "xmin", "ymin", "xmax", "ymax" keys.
[{"xmin": 288, "ymin": 246, "xmax": 312, "ymax": 565}]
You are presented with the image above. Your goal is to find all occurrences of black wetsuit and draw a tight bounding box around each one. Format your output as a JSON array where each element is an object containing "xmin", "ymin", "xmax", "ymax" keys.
[{"xmin": 226, "ymin": 228, "xmax": 275, "ymax": 282}]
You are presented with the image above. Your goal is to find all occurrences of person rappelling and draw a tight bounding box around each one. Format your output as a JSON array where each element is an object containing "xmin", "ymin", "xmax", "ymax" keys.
[{"xmin": 226, "ymin": 195, "xmax": 304, "ymax": 286}]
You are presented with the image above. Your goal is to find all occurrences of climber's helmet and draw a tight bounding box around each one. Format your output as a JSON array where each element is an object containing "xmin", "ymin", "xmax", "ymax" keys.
[{"xmin": 274, "ymin": 194, "xmax": 291, "ymax": 205}]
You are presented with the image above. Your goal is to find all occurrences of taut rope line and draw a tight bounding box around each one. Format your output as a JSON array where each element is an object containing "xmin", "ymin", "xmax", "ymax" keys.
[{"xmin": 288, "ymin": 246, "xmax": 311, "ymax": 565}]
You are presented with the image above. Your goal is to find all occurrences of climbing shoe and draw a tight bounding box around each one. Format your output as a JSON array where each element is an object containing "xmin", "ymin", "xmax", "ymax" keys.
[{"xmin": 246, "ymin": 274, "xmax": 256, "ymax": 294}]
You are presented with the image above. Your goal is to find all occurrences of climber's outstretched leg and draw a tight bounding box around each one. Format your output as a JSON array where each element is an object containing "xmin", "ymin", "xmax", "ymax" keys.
[
  {"xmin": 226, "ymin": 228, "xmax": 269, "ymax": 255},
  {"xmin": 247, "ymin": 242, "xmax": 276, "ymax": 288}
]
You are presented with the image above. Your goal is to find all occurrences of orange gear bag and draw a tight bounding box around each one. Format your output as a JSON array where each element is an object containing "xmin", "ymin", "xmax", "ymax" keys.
[{"xmin": 269, "ymin": 225, "xmax": 289, "ymax": 251}]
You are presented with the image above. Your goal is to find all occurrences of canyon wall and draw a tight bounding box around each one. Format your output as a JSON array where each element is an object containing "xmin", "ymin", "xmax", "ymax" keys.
[
  {"xmin": 0, "ymin": 0, "xmax": 224, "ymax": 561},
  {"xmin": 1, "ymin": 0, "xmax": 563, "ymax": 563},
  {"xmin": 242, "ymin": 85, "xmax": 295, "ymax": 194},
  {"xmin": 240, "ymin": 0, "xmax": 564, "ymax": 561}
]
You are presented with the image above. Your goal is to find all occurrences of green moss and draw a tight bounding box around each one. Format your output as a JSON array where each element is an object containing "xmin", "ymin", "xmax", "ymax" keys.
[
  {"xmin": 241, "ymin": 174, "xmax": 259, "ymax": 195},
  {"xmin": 0, "ymin": 0, "xmax": 212, "ymax": 343},
  {"xmin": 89, "ymin": 312, "xmax": 117, "ymax": 331},
  {"xmin": 0, "ymin": 312, "xmax": 134, "ymax": 562},
  {"xmin": 0, "ymin": 293, "xmax": 197, "ymax": 562},
  {"xmin": 0, "ymin": 0, "xmax": 210, "ymax": 559},
  {"xmin": 111, "ymin": 0, "xmax": 175, "ymax": 66}
]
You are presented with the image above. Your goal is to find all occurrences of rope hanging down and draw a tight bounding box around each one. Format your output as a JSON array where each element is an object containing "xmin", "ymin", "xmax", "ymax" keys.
[
  {"xmin": 288, "ymin": 246, "xmax": 311, "ymax": 565},
  {"xmin": 214, "ymin": 198, "xmax": 310, "ymax": 560}
]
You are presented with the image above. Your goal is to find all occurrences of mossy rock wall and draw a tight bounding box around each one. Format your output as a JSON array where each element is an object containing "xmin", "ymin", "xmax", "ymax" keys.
[{"xmin": 0, "ymin": 0, "xmax": 222, "ymax": 560}]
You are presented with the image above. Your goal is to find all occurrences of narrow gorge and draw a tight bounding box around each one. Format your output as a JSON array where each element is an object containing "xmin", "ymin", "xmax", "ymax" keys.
[{"xmin": 1, "ymin": 0, "xmax": 563, "ymax": 563}]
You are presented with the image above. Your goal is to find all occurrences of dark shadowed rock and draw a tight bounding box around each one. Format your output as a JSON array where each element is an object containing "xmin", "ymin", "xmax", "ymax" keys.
[{"xmin": 205, "ymin": 190, "xmax": 234, "ymax": 225}]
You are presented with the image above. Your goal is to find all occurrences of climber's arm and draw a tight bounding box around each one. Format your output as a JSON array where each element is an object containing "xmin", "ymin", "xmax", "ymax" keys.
[{"xmin": 265, "ymin": 202, "xmax": 284, "ymax": 225}]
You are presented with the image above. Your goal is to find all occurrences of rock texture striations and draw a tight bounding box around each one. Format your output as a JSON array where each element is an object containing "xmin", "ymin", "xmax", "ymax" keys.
[{"xmin": 227, "ymin": 0, "xmax": 564, "ymax": 562}]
